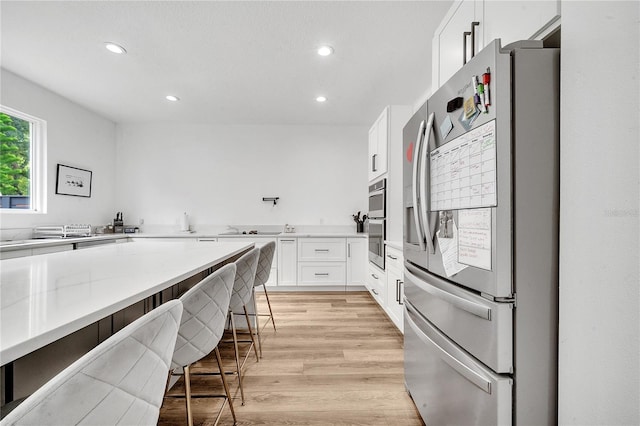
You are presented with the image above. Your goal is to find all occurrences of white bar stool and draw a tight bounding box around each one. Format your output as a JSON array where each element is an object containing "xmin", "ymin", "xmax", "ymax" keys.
[
  {"xmin": 228, "ymin": 247, "xmax": 260, "ymax": 405},
  {"xmin": 168, "ymin": 263, "xmax": 237, "ymax": 426},
  {"xmin": 0, "ymin": 300, "xmax": 183, "ymax": 426},
  {"xmin": 253, "ymin": 240, "xmax": 277, "ymax": 357}
]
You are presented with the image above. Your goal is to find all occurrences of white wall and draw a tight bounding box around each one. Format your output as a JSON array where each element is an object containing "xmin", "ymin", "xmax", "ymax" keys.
[
  {"xmin": 0, "ymin": 70, "xmax": 117, "ymax": 237},
  {"xmin": 115, "ymin": 123, "xmax": 368, "ymax": 230},
  {"xmin": 559, "ymin": 2, "xmax": 639, "ymax": 424}
]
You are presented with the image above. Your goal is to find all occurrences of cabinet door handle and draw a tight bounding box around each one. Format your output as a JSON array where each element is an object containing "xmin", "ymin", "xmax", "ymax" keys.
[
  {"xmin": 371, "ymin": 273, "xmax": 379, "ymax": 280},
  {"xmin": 314, "ymin": 249, "xmax": 330, "ymax": 252},
  {"xmin": 372, "ymin": 153, "xmax": 378, "ymax": 172},
  {"xmin": 280, "ymin": 239, "xmax": 295, "ymax": 242},
  {"xmin": 387, "ymin": 254, "xmax": 397, "ymax": 260},
  {"xmin": 399, "ymin": 280, "xmax": 404, "ymax": 305},
  {"xmin": 396, "ymin": 279, "xmax": 400, "ymax": 303},
  {"xmin": 314, "ymin": 273, "xmax": 330, "ymax": 277},
  {"xmin": 463, "ymin": 31, "xmax": 471, "ymax": 65},
  {"xmin": 348, "ymin": 243, "xmax": 351, "ymax": 258},
  {"xmin": 470, "ymin": 21, "xmax": 480, "ymax": 59},
  {"xmin": 371, "ymin": 288, "xmax": 379, "ymax": 295}
]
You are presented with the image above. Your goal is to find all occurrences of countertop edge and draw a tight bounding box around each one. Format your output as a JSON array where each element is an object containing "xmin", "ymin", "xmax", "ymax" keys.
[{"xmin": 1, "ymin": 233, "xmax": 368, "ymax": 252}]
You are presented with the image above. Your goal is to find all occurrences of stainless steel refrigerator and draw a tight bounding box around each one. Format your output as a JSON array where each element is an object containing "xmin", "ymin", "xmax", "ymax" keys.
[{"xmin": 402, "ymin": 39, "xmax": 559, "ymax": 425}]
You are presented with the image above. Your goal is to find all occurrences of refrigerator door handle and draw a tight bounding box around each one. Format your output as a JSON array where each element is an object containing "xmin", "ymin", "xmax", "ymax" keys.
[
  {"xmin": 412, "ymin": 119, "xmax": 427, "ymax": 251},
  {"xmin": 405, "ymin": 303, "xmax": 492, "ymax": 394},
  {"xmin": 419, "ymin": 113, "xmax": 436, "ymax": 254},
  {"xmin": 405, "ymin": 267, "xmax": 492, "ymax": 321}
]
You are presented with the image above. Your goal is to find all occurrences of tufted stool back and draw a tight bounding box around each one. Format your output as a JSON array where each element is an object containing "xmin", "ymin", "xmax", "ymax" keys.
[
  {"xmin": 229, "ymin": 248, "xmax": 260, "ymax": 312},
  {"xmin": 1, "ymin": 300, "xmax": 183, "ymax": 426},
  {"xmin": 254, "ymin": 241, "xmax": 276, "ymax": 288},
  {"xmin": 172, "ymin": 263, "xmax": 236, "ymax": 369}
]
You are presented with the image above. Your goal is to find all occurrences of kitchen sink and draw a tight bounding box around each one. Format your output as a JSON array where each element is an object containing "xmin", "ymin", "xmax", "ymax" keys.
[
  {"xmin": 235, "ymin": 231, "xmax": 282, "ymax": 236},
  {"xmin": 219, "ymin": 231, "xmax": 282, "ymax": 236}
]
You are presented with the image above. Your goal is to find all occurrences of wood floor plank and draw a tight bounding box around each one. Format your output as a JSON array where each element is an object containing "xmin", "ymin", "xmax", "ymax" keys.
[{"xmin": 158, "ymin": 291, "xmax": 423, "ymax": 426}]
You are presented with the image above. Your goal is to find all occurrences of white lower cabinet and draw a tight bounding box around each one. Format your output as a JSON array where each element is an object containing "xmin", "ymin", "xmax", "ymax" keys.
[
  {"xmin": 298, "ymin": 262, "xmax": 346, "ymax": 286},
  {"xmin": 384, "ymin": 246, "xmax": 404, "ymax": 332},
  {"xmin": 278, "ymin": 237, "xmax": 298, "ymax": 285},
  {"xmin": 298, "ymin": 238, "xmax": 345, "ymax": 261},
  {"xmin": 366, "ymin": 262, "xmax": 386, "ymax": 306},
  {"xmin": 296, "ymin": 238, "xmax": 346, "ymax": 287},
  {"xmin": 346, "ymin": 237, "xmax": 367, "ymax": 286}
]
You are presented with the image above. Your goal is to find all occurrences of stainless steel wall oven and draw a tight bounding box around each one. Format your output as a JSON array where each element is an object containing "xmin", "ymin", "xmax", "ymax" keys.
[
  {"xmin": 368, "ymin": 179, "xmax": 386, "ymax": 219},
  {"xmin": 367, "ymin": 219, "xmax": 386, "ymax": 269},
  {"xmin": 368, "ymin": 178, "xmax": 386, "ymax": 269}
]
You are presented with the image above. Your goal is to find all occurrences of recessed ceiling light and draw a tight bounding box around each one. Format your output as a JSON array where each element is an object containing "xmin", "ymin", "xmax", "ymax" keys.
[
  {"xmin": 316, "ymin": 96, "xmax": 327, "ymax": 103},
  {"xmin": 104, "ymin": 42, "xmax": 126, "ymax": 54},
  {"xmin": 317, "ymin": 45, "xmax": 334, "ymax": 56},
  {"xmin": 165, "ymin": 95, "xmax": 180, "ymax": 102}
]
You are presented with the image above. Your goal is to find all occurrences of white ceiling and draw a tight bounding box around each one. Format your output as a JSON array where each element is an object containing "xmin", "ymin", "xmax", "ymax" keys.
[{"xmin": 1, "ymin": 1, "xmax": 452, "ymax": 126}]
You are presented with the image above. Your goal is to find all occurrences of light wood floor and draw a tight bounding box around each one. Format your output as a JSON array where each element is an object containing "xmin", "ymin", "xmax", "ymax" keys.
[{"xmin": 158, "ymin": 291, "xmax": 423, "ymax": 425}]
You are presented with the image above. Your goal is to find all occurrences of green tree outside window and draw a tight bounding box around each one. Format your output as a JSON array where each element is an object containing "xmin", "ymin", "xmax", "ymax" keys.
[{"xmin": 0, "ymin": 112, "xmax": 30, "ymax": 196}]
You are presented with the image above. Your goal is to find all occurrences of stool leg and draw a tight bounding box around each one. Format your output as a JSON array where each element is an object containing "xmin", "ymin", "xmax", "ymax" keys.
[
  {"xmin": 254, "ymin": 288, "xmax": 263, "ymax": 358},
  {"xmin": 256, "ymin": 314, "xmax": 263, "ymax": 358},
  {"xmin": 184, "ymin": 365, "xmax": 194, "ymax": 426},
  {"xmin": 243, "ymin": 305, "xmax": 260, "ymax": 362},
  {"xmin": 229, "ymin": 311, "xmax": 245, "ymax": 405},
  {"xmin": 263, "ymin": 285, "xmax": 276, "ymax": 332},
  {"xmin": 215, "ymin": 347, "xmax": 237, "ymax": 425}
]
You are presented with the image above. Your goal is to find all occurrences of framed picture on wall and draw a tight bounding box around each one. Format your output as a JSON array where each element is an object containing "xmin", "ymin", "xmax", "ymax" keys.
[{"xmin": 55, "ymin": 164, "xmax": 92, "ymax": 197}]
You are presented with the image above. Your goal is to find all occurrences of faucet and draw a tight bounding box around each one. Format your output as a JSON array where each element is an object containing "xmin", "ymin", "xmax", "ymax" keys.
[{"xmin": 225, "ymin": 225, "xmax": 240, "ymax": 235}]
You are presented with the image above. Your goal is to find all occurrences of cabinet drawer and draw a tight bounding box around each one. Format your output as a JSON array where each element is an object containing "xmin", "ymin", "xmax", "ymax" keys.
[
  {"xmin": 366, "ymin": 264, "xmax": 386, "ymax": 304},
  {"xmin": 385, "ymin": 246, "xmax": 403, "ymax": 272},
  {"xmin": 298, "ymin": 238, "xmax": 346, "ymax": 261},
  {"xmin": 297, "ymin": 262, "xmax": 346, "ymax": 286}
]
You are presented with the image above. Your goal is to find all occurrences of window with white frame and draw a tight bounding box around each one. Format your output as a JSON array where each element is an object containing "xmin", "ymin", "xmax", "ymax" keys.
[{"xmin": 0, "ymin": 106, "xmax": 46, "ymax": 212}]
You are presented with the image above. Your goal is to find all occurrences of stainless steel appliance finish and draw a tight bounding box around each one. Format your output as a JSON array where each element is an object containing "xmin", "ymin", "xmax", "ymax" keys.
[
  {"xmin": 404, "ymin": 262, "xmax": 513, "ymax": 373},
  {"xmin": 368, "ymin": 178, "xmax": 386, "ymax": 269},
  {"xmin": 367, "ymin": 218, "xmax": 385, "ymax": 270},
  {"xmin": 403, "ymin": 39, "xmax": 560, "ymax": 425},
  {"xmin": 405, "ymin": 301, "xmax": 512, "ymax": 425},
  {"xmin": 402, "ymin": 101, "xmax": 437, "ymax": 270},
  {"xmin": 368, "ymin": 178, "xmax": 386, "ymax": 219}
]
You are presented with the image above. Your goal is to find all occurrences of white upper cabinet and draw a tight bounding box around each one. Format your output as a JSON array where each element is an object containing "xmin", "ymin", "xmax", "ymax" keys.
[
  {"xmin": 483, "ymin": 1, "xmax": 561, "ymax": 49},
  {"xmin": 433, "ymin": 0, "xmax": 481, "ymax": 90},
  {"xmin": 368, "ymin": 108, "xmax": 388, "ymax": 182},
  {"xmin": 432, "ymin": 0, "xmax": 560, "ymax": 89},
  {"xmin": 368, "ymin": 105, "xmax": 411, "ymax": 183}
]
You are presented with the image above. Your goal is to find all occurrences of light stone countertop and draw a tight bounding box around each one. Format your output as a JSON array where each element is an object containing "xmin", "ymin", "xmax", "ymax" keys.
[
  {"xmin": 0, "ymin": 232, "xmax": 367, "ymax": 253},
  {"xmin": 0, "ymin": 234, "xmax": 129, "ymax": 251},
  {"xmin": 0, "ymin": 239, "xmax": 252, "ymax": 365},
  {"xmin": 270, "ymin": 232, "xmax": 367, "ymax": 238}
]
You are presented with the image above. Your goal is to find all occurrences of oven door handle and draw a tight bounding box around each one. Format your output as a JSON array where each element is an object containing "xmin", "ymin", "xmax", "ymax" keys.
[
  {"xmin": 419, "ymin": 112, "xmax": 436, "ymax": 254},
  {"xmin": 412, "ymin": 119, "xmax": 427, "ymax": 252},
  {"xmin": 369, "ymin": 188, "xmax": 385, "ymax": 197}
]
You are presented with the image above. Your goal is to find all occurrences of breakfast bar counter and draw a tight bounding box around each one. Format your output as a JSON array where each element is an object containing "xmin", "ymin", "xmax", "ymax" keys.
[{"xmin": 0, "ymin": 239, "xmax": 252, "ymax": 366}]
